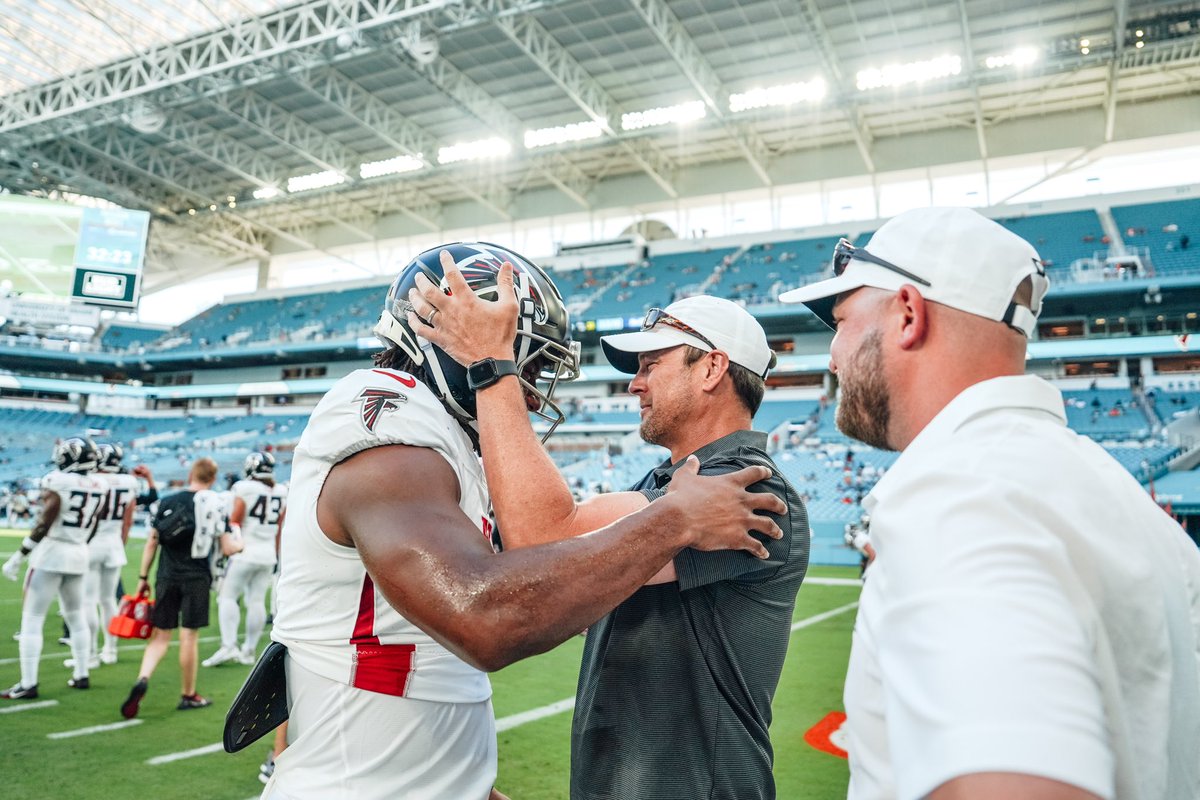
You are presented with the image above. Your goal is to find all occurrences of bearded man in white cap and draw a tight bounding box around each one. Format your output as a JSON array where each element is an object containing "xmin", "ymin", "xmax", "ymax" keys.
[
  {"xmin": 410, "ymin": 271, "xmax": 810, "ymax": 800},
  {"xmin": 781, "ymin": 206, "xmax": 1200, "ymax": 800}
]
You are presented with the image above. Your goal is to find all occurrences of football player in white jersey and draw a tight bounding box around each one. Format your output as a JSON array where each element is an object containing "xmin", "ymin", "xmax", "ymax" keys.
[
  {"xmin": 203, "ymin": 450, "xmax": 287, "ymax": 667},
  {"xmin": 77, "ymin": 444, "xmax": 139, "ymax": 666},
  {"xmin": 266, "ymin": 243, "xmax": 784, "ymax": 800},
  {"xmin": 2, "ymin": 438, "xmax": 108, "ymax": 699}
]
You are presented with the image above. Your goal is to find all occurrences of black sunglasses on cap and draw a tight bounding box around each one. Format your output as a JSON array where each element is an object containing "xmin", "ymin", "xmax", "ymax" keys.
[
  {"xmin": 642, "ymin": 308, "xmax": 716, "ymax": 350},
  {"xmin": 833, "ymin": 238, "xmax": 931, "ymax": 287}
]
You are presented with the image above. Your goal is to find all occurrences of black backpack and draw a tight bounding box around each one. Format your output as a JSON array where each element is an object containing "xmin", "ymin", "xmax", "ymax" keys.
[{"xmin": 155, "ymin": 491, "xmax": 196, "ymax": 546}]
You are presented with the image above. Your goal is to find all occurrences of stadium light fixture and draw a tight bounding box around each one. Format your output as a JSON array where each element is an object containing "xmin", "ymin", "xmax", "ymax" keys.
[
  {"xmin": 252, "ymin": 186, "xmax": 282, "ymax": 200},
  {"xmin": 524, "ymin": 121, "xmax": 604, "ymax": 149},
  {"xmin": 729, "ymin": 78, "xmax": 827, "ymax": 113},
  {"xmin": 856, "ymin": 55, "xmax": 962, "ymax": 91},
  {"xmin": 359, "ymin": 155, "xmax": 424, "ymax": 178},
  {"xmin": 437, "ymin": 137, "xmax": 512, "ymax": 165},
  {"xmin": 287, "ymin": 170, "xmax": 346, "ymax": 193},
  {"xmin": 983, "ymin": 47, "xmax": 1039, "ymax": 70},
  {"xmin": 621, "ymin": 101, "xmax": 706, "ymax": 132}
]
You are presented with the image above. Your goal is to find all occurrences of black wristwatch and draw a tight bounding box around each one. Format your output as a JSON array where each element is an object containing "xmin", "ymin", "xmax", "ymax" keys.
[{"xmin": 466, "ymin": 358, "xmax": 519, "ymax": 391}]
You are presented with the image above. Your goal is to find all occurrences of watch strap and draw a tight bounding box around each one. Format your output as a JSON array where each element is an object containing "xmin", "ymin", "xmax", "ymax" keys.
[{"xmin": 467, "ymin": 358, "xmax": 519, "ymax": 391}]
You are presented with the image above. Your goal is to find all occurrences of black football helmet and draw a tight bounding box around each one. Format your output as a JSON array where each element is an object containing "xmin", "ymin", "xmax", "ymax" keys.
[
  {"xmin": 373, "ymin": 242, "xmax": 580, "ymax": 438},
  {"xmin": 52, "ymin": 438, "xmax": 98, "ymax": 474},
  {"xmin": 244, "ymin": 451, "xmax": 276, "ymax": 480},
  {"xmin": 97, "ymin": 444, "xmax": 124, "ymax": 473}
]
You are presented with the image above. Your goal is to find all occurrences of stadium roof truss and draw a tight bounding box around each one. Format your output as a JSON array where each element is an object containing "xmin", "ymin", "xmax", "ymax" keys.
[{"xmin": 0, "ymin": 0, "xmax": 1198, "ymax": 289}]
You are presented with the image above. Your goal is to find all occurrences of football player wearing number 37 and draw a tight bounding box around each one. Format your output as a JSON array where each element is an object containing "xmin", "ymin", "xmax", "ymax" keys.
[{"xmin": 2, "ymin": 438, "xmax": 108, "ymax": 700}]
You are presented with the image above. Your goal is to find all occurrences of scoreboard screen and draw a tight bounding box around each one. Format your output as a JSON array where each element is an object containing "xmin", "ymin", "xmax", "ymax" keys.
[{"xmin": 0, "ymin": 195, "xmax": 150, "ymax": 309}]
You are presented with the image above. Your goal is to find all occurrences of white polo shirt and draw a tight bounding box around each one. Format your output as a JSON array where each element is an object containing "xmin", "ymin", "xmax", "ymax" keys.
[{"xmin": 844, "ymin": 374, "xmax": 1200, "ymax": 800}]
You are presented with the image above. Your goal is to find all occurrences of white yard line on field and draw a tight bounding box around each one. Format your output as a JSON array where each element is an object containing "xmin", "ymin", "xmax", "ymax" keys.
[
  {"xmin": 496, "ymin": 697, "xmax": 576, "ymax": 732},
  {"xmin": 143, "ymin": 601, "xmax": 862, "ymax": 765},
  {"xmin": 805, "ymin": 576, "xmax": 863, "ymax": 586},
  {"xmin": 146, "ymin": 741, "xmax": 225, "ymax": 765},
  {"xmin": 791, "ymin": 601, "xmax": 859, "ymax": 632},
  {"xmin": 0, "ymin": 635, "xmax": 220, "ymax": 666},
  {"xmin": 0, "ymin": 699, "xmax": 58, "ymax": 714},
  {"xmin": 48, "ymin": 719, "xmax": 142, "ymax": 739}
]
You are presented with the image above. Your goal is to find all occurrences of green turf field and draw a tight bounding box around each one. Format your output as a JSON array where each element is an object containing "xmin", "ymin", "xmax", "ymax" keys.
[{"xmin": 0, "ymin": 528, "xmax": 857, "ymax": 799}]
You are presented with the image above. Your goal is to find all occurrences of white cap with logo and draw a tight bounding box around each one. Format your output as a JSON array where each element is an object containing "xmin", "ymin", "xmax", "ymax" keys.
[
  {"xmin": 601, "ymin": 295, "xmax": 777, "ymax": 377},
  {"xmin": 778, "ymin": 206, "xmax": 1049, "ymax": 337}
]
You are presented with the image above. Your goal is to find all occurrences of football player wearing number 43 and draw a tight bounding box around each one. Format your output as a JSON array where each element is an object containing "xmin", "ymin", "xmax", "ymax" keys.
[
  {"xmin": 3, "ymin": 438, "xmax": 109, "ymax": 699},
  {"xmin": 203, "ymin": 451, "xmax": 288, "ymax": 668}
]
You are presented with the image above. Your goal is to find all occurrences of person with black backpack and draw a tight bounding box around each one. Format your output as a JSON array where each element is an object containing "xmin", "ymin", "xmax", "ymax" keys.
[{"xmin": 120, "ymin": 457, "xmax": 242, "ymax": 718}]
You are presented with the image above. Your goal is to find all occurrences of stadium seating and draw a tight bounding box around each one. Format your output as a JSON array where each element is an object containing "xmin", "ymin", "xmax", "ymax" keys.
[
  {"xmin": 99, "ymin": 325, "xmax": 167, "ymax": 351},
  {"xmin": 583, "ymin": 247, "xmax": 737, "ymax": 319},
  {"xmin": 1061, "ymin": 389, "xmax": 1152, "ymax": 439},
  {"xmin": 1110, "ymin": 198, "xmax": 1200, "ymax": 276},
  {"xmin": 0, "ymin": 406, "xmax": 304, "ymax": 489},
  {"xmin": 995, "ymin": 210, "xmax": 1107, "ymax": 280}
]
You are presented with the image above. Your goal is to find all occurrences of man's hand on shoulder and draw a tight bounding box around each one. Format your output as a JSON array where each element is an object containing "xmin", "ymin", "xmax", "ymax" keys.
[{"xmin": 664, "ymin": 456, "xmax": 785, "ymax": 558}]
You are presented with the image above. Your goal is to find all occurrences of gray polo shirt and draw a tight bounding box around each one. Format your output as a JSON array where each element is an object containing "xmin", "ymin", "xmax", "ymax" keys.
[{"xmin": 570, "ymin": 430, "xmax": 810, "ymax": 800}]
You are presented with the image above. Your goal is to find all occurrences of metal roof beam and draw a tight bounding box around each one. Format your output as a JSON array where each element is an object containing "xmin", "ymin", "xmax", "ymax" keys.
[
  {"xmin": 796, "ymin": 0, "xmax": 875, "ymax": 173},
  {"xmin": 484, "ymin": 0, "xmax": 678, "ymax": 197},
  {"xmin": 57, "ymin": 128, "xmax": 346, "ymax": 255},
  {"xmin": 625, "ymin": 0, "xmax": 771, "ymax": 185},
  {"xmin": 955, "ymin": 0, "xmax": 989, "ymax": 160},
  {"xmin": 398, "ymin": 43, "xmax": 594, "ymax": 208},
  {"xmin": 1105, "ymin": 0, "xmax": 1130, "ymax": 142},
  {"xmin": 0, "ymin": 0, "xmax": 469, "ymax": 134},
  {"xmin": 290, "ymin": 65, "xmax": 511, "ymax": 219}
]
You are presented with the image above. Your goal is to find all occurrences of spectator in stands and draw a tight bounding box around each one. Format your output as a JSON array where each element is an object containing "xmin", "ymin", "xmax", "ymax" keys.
[
  {"xmin": 412, "ymin": 273, "xmax": 808, "ymax": 800},
  {"xmin": 263, "ymin": 244, "xmax": 781, "ymax": 799},
  {"xmin": 120, "ymin": 457, "xmax": 241, "ymax": 718},
  {"xmin": 779, "ymin": 206, "xmax": 1200, "ymax": 800}
]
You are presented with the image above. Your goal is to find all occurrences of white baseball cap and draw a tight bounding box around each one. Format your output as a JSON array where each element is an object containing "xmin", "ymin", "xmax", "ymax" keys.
[
  {"xmin": 601, "ymin": 295, "xmax": 777, "ymax": 377},
  {"xmin": 778, "ymin": 206, "xmax": 1049, "ymax": 337}
]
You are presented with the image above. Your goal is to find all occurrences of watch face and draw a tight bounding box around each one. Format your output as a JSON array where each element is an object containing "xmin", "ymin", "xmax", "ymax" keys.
[
  {"xmin": 469, "ymin": 360, "xmax": 494, "ymax": 383},
  {"xmin": 468, "ymin": 359, "xmax": 497, "ymax": 390}
]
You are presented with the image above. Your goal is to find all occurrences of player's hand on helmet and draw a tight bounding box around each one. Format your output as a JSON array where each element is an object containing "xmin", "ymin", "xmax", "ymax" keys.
[
  {"xmin": 2, "ymin": 550, "xmax": 26, "ymax": 581},
  {"xmin": 406, "ymin": 249, "xmax": 519, "ymax": 366},
  {"xmin": 666, "ymin": 456, "xmax": 786, "ymax": 558}
]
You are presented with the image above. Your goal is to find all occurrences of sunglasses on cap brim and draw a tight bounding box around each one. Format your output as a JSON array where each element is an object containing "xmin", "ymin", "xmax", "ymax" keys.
[
  {"xmin": 833, "ymin": 239, "xmax": 931, "ymax": 287},
  {"xmin": 642, "ymin": 308, "xmax": 716, "ymax": 350}
]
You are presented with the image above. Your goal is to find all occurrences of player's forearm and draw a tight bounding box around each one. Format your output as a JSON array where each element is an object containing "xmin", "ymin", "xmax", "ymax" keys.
[
  {"xmin": 380, "ymin": 498, "xmax": 689, "ymax": 671},
  {"xmin": 476, "ymin": 377, "xmax": 580, "ymax": 547}
]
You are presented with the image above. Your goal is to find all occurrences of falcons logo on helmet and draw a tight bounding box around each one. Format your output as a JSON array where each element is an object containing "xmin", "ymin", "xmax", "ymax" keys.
[{"xmin": 357, "ymin": 388, "xmax": 407, "ymax": 433}]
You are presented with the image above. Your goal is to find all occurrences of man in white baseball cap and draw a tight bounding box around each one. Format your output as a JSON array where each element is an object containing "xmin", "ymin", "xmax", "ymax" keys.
[
  {"xmin": 600, "ymin": 295, "xmax": 778, "ymax": 379},
  {"xmin": 780, "ymin": 205, "xmax": 1048, "ymax": 337},
  {"xmin": 778, "ymin": 206, "xmax": 1200, "ymax": 800}
]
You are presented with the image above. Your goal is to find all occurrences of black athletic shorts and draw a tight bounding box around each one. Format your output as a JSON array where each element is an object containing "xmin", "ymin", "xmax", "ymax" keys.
[{"xmin": 152, "ymin": 576, "xmax": 211, "ymax": 630}]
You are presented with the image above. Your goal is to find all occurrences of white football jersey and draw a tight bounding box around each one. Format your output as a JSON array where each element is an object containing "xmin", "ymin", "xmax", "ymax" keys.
[
  {"xmin": 231, "ymin": 478, "xmax": 288, "ymax": 566},
  {"xmin": 90, "ymin": 472, "xmax": 139, "ymax": 568},
  {"xmin": 95, "ymin": 472, "xmax": 140, "ymax": 541},
  {"xmin": 189, "ymin": 488, "xmax": 229, "ymax": 560},
  {"xmin": 32, "ymin": 470, "xmax": 107, "ymax": 575},
  {"xmin": 273, "ymin": 368, "xmax": 493, "ymax": 704}
]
